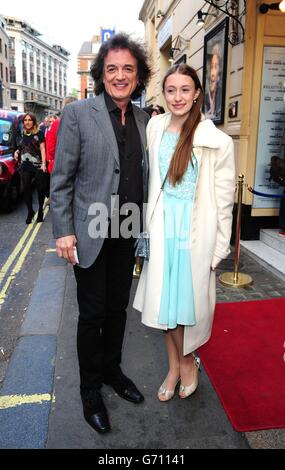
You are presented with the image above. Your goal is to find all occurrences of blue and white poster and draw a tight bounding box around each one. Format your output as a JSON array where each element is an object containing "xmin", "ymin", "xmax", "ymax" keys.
[{"xmin": 253, "ymin": 46, "xmax": 285, "ymax": 209}]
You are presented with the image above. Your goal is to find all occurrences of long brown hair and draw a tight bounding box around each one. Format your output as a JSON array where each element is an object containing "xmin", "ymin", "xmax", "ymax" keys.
[
  {"xmin": 22, "ymin": 112, "xmax": 38, "ymax": 135},
  {"xmin": 162, "ymin": 64, "xmax": 204, "ymax": 185}
]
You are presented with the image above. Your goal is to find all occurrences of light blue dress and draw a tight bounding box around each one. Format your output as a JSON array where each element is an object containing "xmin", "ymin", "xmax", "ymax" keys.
[{"xmin": 158, "ymin": 131, "xmax": 198, "ymax": 329}]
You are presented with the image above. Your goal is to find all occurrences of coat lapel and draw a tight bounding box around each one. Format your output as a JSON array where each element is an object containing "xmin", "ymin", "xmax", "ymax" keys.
[
  {"xmin": 133, "ymin": 106, "xmax": 146, "ymax": 150},
  {"xmin": 133, "ymin": 106, "xmax": 149, "ymax": 201},
  {"xmin": 91, "ymin": 94, "xmax": 119, "ymax": 165},
  {"xmin": 151, "ymin": 114, "xmax": 171, "ymax": 202},
  {"xmin": 193, "ymin": 118, "xmax": 222, "ymax": 149},
  {"xmin": 150, "ymin": 114, "xmax": 218, "ymax": 202}
]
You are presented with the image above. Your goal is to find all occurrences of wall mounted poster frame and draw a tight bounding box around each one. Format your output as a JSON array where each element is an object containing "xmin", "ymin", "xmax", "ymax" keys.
[
  {"xmin": 203, "ymin": 17, "xmax": 229, "ymax": 125},
  {"xmin": 253, "ymin": 46, "xmax": 285, "ymax": 209}
]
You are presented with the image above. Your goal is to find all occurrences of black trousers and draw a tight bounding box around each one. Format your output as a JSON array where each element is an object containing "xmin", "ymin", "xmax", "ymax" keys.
[
  {"xmin": 20, "ymin": 165, "xmax": 47, "ymax": 213},
  {"xmin": 74, "ymin": 233, "xmax": 135, "ymax": 391}
]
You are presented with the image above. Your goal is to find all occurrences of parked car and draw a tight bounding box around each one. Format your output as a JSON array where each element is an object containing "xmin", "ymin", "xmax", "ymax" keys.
[{"xmin": 0, "ymin": 109, "xmax": 24, "ymax": 211}]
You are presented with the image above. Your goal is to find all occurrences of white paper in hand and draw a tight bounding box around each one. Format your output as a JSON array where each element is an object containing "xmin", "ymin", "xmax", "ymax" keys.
[{"xmin": 73, "ymin": 246, "xmax": 79, "ymax": 264}]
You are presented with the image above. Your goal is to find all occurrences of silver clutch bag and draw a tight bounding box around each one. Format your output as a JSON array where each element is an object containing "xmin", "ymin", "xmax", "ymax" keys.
[
  {"xmin": 134, "ymin": 231, "xmax": 150, "ymax": 260},
  {"xmin": 134, "ymin": 172, "xmax": 168, "ymax": 262}
]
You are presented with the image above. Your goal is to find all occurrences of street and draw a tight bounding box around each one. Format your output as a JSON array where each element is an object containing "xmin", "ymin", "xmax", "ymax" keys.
[
  {"xmin": 0, "ymin": 200, "xmax": 285, "ymax": 449},
  {"xmin": 0, "ymin": 200, "xmax": 51, "ymax": 384}
]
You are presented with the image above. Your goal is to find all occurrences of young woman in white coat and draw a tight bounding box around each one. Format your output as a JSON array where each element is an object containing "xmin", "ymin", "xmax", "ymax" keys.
[{"xmin": 133, "ymin": 64, "xmax": 235, "ymax": 401}]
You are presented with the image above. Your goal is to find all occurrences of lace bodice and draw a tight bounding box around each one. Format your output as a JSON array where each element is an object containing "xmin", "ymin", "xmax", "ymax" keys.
[{"xmin": 159, "ymin": 131, "xmax": 198, "ymax": 200}]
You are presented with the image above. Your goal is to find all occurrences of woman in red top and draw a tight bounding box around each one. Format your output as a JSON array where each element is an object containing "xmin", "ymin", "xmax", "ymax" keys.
[
  {"xmin": 46, "ymin": 117, "xmax": 60, "ymax": 174},
  {"xmin": 46, "ymin": 97, "xmax": 78, "ymax": 174}
]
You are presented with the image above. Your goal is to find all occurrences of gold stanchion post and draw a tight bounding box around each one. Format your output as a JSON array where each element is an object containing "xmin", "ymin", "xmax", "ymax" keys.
[
  {"xmin": 133, "ymin": 256, "xmax": 142, "ymax": 279},
  {"xmin": 219, "ymin": 174, "xmax": 253, "ymax": 288}
]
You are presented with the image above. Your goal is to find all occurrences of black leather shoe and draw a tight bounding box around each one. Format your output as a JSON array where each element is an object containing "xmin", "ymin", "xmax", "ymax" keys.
[
  {"xmin": 81, "ymin": 389, "xmax": 111, "ymax": 434},
  {"xmin": 104, "ymin": 374, "xmax": 144, "ymax": 404}
]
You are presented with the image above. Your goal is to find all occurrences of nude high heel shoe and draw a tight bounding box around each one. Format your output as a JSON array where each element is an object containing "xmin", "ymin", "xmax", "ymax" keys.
[
  {"xmin": 179, "ymin": 355, "xmax": 201, "ymax": 399},
  {"xmin": 158, "ymin": 378, "xmax": 180, "ymax": 402}
]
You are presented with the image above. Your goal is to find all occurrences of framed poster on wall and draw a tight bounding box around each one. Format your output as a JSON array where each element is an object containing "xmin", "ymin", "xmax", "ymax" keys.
[
  {"xmin": 253, "ymin": 46, "xmax": 285, "ymax": 209},
  {"xmin": 203, "ymin": 17, "xmax": 229, "ymax": 125}
]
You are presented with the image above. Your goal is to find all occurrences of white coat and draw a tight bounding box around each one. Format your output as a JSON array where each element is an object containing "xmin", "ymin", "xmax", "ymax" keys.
[{"xmin": 133, "ymin": 113, "xmax": 236, "ymax": 355}]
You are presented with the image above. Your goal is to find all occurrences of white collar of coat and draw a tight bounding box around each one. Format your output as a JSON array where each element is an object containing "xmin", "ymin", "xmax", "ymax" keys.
[{"xmin": 151, "ymin": 112, "xmax": 223, "ymax": 149}]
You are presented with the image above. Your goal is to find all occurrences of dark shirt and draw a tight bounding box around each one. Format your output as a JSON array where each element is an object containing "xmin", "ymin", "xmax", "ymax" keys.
[
  {"xmin": 19, "ymin": 130, "xmax": 45, "ymax": 168},
  {"xmin": 104, "ymin": 91, "xmax": 143, "ymax": 206}
]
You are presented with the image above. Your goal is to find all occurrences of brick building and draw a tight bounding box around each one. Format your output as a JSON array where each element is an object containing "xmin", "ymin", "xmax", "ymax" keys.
[{"xmin": 77, "ymin": 35, "xmax": 101, "ymax": 100}]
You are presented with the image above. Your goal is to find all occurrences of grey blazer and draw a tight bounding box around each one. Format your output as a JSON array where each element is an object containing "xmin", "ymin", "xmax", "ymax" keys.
[{"xmin": 50, "ymin": 93, "xmax": 149, "ymax": 268}]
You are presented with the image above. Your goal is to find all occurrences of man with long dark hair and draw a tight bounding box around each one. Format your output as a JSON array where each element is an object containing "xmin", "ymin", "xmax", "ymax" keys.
[{"xmin": 51, "ymin": 33, "xmax": 151, "ymax": 433}]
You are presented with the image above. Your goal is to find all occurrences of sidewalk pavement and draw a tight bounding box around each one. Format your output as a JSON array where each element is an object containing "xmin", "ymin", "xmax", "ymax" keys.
[{"xmin": 0, "ymin": 219, "xmax": 284, "ymax": 449}]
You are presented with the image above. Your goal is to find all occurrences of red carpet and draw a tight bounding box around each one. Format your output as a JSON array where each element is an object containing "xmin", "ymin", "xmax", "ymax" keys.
[{"xmin": 198, "ymin": 298, "xmax": 285, "ymax": 432}]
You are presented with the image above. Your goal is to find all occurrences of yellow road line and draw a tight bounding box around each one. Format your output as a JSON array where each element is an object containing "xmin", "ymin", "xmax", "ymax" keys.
[
  {"xmin": 0, "ymin": 393, "xmax": 55, "ymax": 410},
  {"xmin": 11, "ymin": 206, "xmax": 49, "ymax": 277},
  {"xmin": 0, "ymin": 219, "xmax": 36, "ymax": 286},
  {"xmin": 0, "ymin": 206, "xmax": 49, "ymax": 305},
  {"xmin": 46, "ymin": 248, "xmax": 56, "ymax": 252}
]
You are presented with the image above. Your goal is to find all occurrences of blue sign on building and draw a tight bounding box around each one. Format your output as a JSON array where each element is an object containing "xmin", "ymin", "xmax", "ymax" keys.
[{"xmin": 101, "ymin": 29, "xmax": 115, "ymax": 43}]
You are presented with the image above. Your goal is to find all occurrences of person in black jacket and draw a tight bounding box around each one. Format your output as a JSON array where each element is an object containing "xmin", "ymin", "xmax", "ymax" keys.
[{"xmin": 14, "ymin": 113, "xmax": 47, "ymax": 223}]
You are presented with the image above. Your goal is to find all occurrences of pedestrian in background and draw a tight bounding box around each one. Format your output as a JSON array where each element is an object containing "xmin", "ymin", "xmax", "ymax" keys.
[
  {"xmin": 43, "ymin": 114, "xmax": 58, "ymax": 202},
  {"xmin": 143, "ymin": 104, "xmax": 165, "ymax": 118},
  {"xmin": 156, "ymin": 105, "xmax": 165, "ymax": 114},
  {"xmin": 14, "ymin": 112, "xmax": 47, "ymax": 223},
  {"xmin": 46, "ymin": 97, "xmax": 77, "ymax": 174},
  {"xmin": 39, "ymin": 116, "xmax": 49, "ymax": 136},
  {"xmin": 51, "ymin": 33, "xmax": 151, "ymax": 434},
  {"xmin": 134, "ymin": 64, "xmax": 235, "ymax": 402}
]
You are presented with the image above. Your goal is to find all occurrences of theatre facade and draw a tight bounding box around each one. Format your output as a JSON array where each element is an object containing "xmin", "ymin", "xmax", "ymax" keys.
[{"xmin": 139, "ymin": 0, "xmax": 285, "ymax": 239}]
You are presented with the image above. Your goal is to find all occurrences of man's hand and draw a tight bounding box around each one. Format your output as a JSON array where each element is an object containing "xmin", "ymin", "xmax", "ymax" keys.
[
  {"xmin": 56, "ymin": 235, "xmax": 78, "ymax": 265},
  {"xmin": 14, "ymin": 150, "xmax": 20, "ymax": 161}
]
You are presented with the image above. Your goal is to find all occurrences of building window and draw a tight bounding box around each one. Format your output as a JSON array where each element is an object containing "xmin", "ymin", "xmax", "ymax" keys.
[
  {"xmin": 22, "ymin": 50, "xmax": 27, "ymax": 84},
  {"xmin": 10, "ymin": 67, "xmax": 16, "ymax": 83},
  {"xmin": 5, "ymin": 44, "xmax": 8, "ymax": 59},
  {"xmin": 11, "ymin": 106, "xmax": 18, "ymax": 111},
  {"xmin": 0, "ymin": 38, "xmax": 2, "ymax": 54},
  {"xmin": 5, "ymin": 67, "xmax": 8, "ymax": 82},
  {"xmin": 9, "ymin": 37, "xmax": 15, "ymax": 50},
  {"xmin": 0, "ymin": 62, "xmax": 3, "ymax": 79},
  {"xmin": 10, "ymin": 89, "xmax": 17, "ymax": 100}
]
